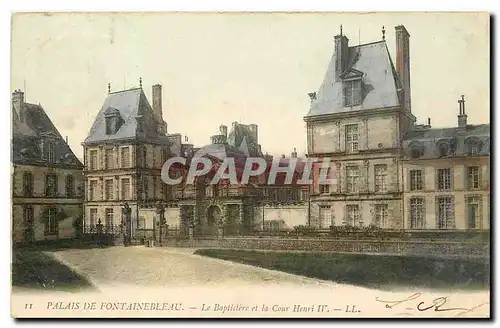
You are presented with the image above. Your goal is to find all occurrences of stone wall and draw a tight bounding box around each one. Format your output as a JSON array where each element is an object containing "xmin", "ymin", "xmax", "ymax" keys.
[{"xmin": 164, "ymin": 237, "xmax": 489, "ymax": 258}]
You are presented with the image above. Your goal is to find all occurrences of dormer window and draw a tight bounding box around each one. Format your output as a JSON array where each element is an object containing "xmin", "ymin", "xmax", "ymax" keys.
[
  {"xmin": 465, "ymin": 137, "xmax": 482, "ymax": 156},
  {"xmin": 409, "ymin": 143, "xmax": 424, "ymax": 159},
  {"xmin": 104, "ymin": 107, "xmax": 122, "ymax": 135},
  {"xmin": 437, "ymin": 141, "xmax": 449, "ymax": 158},
  {"xmin": 343, "ymin": 79, "xmax": 362, "ymax": 107},
  {"xmin": 47, "ymin": 141, "xmax": 55, "ymax": 163}
]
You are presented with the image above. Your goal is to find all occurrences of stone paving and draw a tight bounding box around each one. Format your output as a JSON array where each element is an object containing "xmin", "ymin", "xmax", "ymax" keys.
[{"xmin": 49, "ymin": 246, "xmax": 336, "ymax": 291}]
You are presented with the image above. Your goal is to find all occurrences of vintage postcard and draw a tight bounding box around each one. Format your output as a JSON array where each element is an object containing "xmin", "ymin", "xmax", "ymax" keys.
[{"xmin": 10, "ymin": 12, "xmax": 490, "ymax": 319}]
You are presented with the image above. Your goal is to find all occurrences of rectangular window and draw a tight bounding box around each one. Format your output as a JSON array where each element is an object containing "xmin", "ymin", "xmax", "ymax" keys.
[
  {"xmin": 89, "ymin": 150, "xmax": 98, "ymax": 170},
  {"xmin": 121, "ymin": 147, "xmax": 130, "ymax": 168},
  {"xmin": 375, "ymin": 204, "xmax": 388, "ymax": 228},
  {"xmin": 23, "ymin": 205, "xmax": 34, "ymax": 226},
  {"xmin": 105, "ymin": 179, "xmax": 114, "ymax": 200},
  {"xmin": 105, "ymin": 208, "xmax": 114, "ymax": 228},
  {"xmin": 437, "ymin": 196, "xmax": 454, "ymax": 229},
  {"xmin": 105, "ymin": 148, "xmax": 114, "ymax": 169},
  {"xmin": 65, "ymin": 175, "xmax": 74, "ymax": 198},
  {"xmin": 343, "ymin": 80, "xmax": 362, "ymax": 107},
  {"xmin": 47, "ymin": 142, "xmax": 55, "ymax": 164},
  {"xmin": 142, "ymin": 176, "xmax": 149, "ymax": 200},
  {"xmin": 410, "ymin": 170, "xmax": 423, "ymax": 191},
  {"xmin": 45, "ymin": 173, "xmax": 57, "ymax": 197},
  {"xmin": 345, "ymin": 205, "xmax": 360, "ymax": 226},
  {"xmin": 89, "ymin": 180, "xmax": 97, "ymax": 201},
  {"xmin": 410, "ymin": 198, "xmax": 425, "ymax": 229},
  {"xmin": 319, "ymin": 184, "xmax": 330, "ymax": 194},
  {"xmin": 346, "ymin": 166, "xmax": 359, "ymax": 193},
  {"xmin": 45, "ymin": 207, "xmax": 58, "ymax": 235},
  {"xmin": 437, "ymin": 168, "xmax": 452, "ymax": 190},
  {"xmin": 121, "ymin": 178, "xmax": 130, "ymax": 200},
  {"xmin": 23, "ymin": 172, "xmax": 33, "ymax": 197},
  {"xmin": 142, "ymin": 147, "xmax": 148, "ymax": 167},
  {"xmin": 374, "ymin": 164, "xmax": 387, "ymax": 192},
  {"xmin": 467, "ymin": 196, "xmax": 482, "ymax": 229},
  {"xmin": 345, "ymin": 124, "xmax": 359, "ymax": 152},
  {"xmin": 318, "ymin": 205, "xmax": 331, "ymax": 229},
  {"xmin": 467, "ymin": 166, "xmax": 480, "ymax": 189},
  {"xmin": 139, "ymin": 217, "xmax": 146, "ymax": 229},
  {"xmin": 89, "ymin": 208, "xmax": 98, "ymax": 226}
]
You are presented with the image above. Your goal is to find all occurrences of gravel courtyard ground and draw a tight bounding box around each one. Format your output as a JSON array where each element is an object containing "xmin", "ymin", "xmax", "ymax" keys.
[
  {"xmin": 49, "ymin": 246, "xmax": 334, "ymax": 290},
  {"xmin": 13, "ymin": 246, "xmax": 490, "ymax": 318}
]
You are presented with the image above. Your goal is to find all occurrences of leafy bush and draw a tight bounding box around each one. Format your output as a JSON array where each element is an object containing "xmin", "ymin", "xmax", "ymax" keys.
[{"xmin": 293, "ymin": 225, "xmax": 318, "ymax": 236}]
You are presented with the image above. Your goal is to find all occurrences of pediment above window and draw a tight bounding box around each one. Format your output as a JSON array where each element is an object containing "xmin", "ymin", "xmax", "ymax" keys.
[
  {"xmin": 340, "ymin": 68, "xmax": 364, "ymax": 80},
  {"xmin": 39, "ymin": 131, "xmax": 58, "ymax": 140},
  {"xmin": 104, "ymin": 107, "xmax": 121, "ymax": 117}
]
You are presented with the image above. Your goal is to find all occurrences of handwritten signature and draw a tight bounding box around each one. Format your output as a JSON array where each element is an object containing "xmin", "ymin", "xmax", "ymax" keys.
[{"xmin": 375, "ymin": 293, "xmax": 489, "ymax": 317}]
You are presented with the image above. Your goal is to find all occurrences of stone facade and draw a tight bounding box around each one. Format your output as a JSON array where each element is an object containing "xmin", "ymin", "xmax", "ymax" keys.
[
  {"xmin": 12, "ymin": 90, "xmax": 84, "ymax": 243},
  {"xmin": 304, "ymin": 25, "xmax": 490, "ymax": 231},
  {"xmin": 82, "ymin": 85, "xmax": 173, "ymax": 238}
]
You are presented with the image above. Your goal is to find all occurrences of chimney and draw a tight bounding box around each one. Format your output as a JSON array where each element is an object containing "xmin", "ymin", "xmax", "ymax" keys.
[
  {"xmin": 248, "ymin": 124, "xmax": 258, "ymax": 144},
  {"xmin": 334, "ymin": 25, "xmax": 349, "ymax": 81},
  {"xmin": 152, "ymin": 84, "xmax": 163, "ymax": 121},
  {"xmin": 12, "ymin": 89, "xmax": 25, "ymax": 123},
  {"xmin": 395, "ymin": 25, "xmax": 411, "ymax": 112},
  {"xmin": 458, "ymin": 95, "xmax": 468, "ymax": 127},
  {"xmin": 219, "ymin": 125, "xmax": 228, "ymax": 138},
  {"xmin": 291, "ymin": 147, "xmax": 298, "ymax": 159},
  {"xmin": 427, "ymin": 118, "xmax": 431, "ymax": 128},
  {"xmin": 65, "ymin": 136, "xmax": 68, "ymax": 144}
]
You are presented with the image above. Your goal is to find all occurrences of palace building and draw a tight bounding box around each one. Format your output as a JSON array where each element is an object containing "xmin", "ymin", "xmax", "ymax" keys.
[
  {"xmin": 304, "ymin": 25, "xmax": 490, "ymax": 231},
  {"xmin": 82, "ymin": 81, "xmax": 173, "ymax": 237},
  {"xmin": 11, "ymin": 90, "xmax": 84, "ymax": 243}
]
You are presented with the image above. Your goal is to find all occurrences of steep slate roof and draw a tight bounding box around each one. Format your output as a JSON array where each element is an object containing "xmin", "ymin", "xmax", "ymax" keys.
[
  {"xmin": 402, "ymin": 124, "xmax": 490, "ymax": 158},
  {"xmin": 227, "ymin": 123, "xmax": 262, "ymax": 157},
  {"xmin": 12, "ymin": 103, "xmax": 83, "ymax": 168},
  {"xmin": 306, "ymin": 41, "xmax": 401, "ymax": 117},
  {"xmin": 84, "ymin": 88, "xmax": 170, "ymax": 145}
]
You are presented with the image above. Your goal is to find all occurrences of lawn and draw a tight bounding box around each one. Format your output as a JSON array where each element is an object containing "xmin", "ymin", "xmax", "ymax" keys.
[
  {"xmin": 195, "ymin": 249, "xmax": 490, "ymax": 290},
  {"xmin": 11, "ymin": 248, "xmax": 95, "ymax": 292}
]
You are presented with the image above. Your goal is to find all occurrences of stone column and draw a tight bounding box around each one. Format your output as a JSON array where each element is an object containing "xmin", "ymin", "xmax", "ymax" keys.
[
  {"xmin": 193, "ymin": 205, "xmax": 199, "ymax": 236},
  {"xmin": 364, "ymin": 160, "xmax": 370, "ymax": 192},
  {"xmin": 238, "ymin": 203, "xmax": 244, "ymax": 235},
  {"xmin": 335, "ymin": 121, "xmax": 341, "ymax": 151}
]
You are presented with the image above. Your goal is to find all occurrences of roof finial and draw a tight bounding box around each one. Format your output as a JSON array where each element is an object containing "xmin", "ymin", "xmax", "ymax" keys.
[
  {"xmin": 382, "ymin": 26, "xmax": 386, "ymax": 40},
  {"xmin": 108, "ymin": 83, "xmax": 111, "ymax": 94},
  {"xmin": 340, "ymin": 24, "xmax": 343, "ymax": 36},
  {"xmin": 139, "ymin": 77, "xmax": 142, "ymax": 88}
]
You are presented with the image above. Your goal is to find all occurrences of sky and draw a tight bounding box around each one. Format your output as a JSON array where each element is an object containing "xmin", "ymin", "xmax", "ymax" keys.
[{"xmin": 11, "ymin": 12, "xmax": 490, "ymax": 160}]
